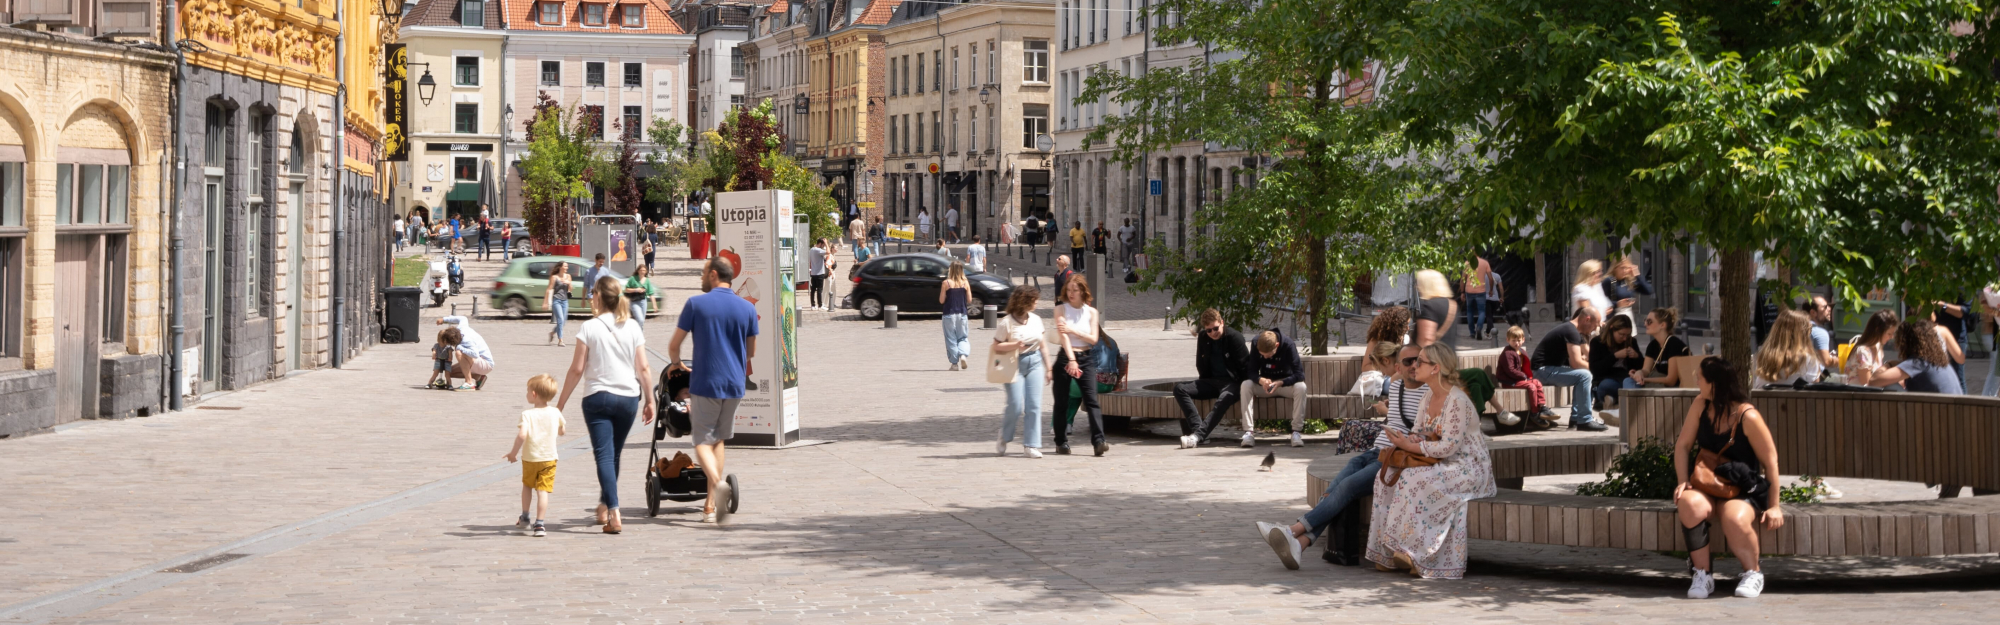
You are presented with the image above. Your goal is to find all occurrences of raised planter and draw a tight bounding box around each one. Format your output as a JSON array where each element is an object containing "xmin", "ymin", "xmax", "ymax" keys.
[{"xmin": 539, "ymin": 243, "xmax": 581, "ymax": 257}]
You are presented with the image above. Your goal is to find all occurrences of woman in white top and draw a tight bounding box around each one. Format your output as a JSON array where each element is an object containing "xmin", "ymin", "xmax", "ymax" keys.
[
  {"xmin": 993, "ymin": 287, "xmax": 1055, "ymax": 458},
  {"xmin": 1753, "ymin": 309, "xmax": 1823, "ymax": 388},
  {"xmin": 1571, "ymin": 260, "xmax": 1612, "ymax": 322},
  {"xmin": 555, "ymin": 276, "xmax": 655, "ymax": 535},
  {"xmin": 1051, "ymin": 274, "xmax": 1106, "ymax": 456},
  {"xmin": 1844, "ymin": 310, "xmax": 1898, "ymax": 387}
]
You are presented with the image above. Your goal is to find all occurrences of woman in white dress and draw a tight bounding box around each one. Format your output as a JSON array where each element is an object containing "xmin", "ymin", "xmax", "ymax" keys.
[
  {"xmin": 1572, "ymin": 260, "xmax": 1612, "ymax": 322},
  {"xmin": 1367, "ymin": 342, "xmax": 1497, "ymax": 579}
]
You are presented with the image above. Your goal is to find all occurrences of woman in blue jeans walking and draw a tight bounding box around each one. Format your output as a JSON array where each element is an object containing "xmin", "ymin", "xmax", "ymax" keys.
[
  {"xmin": 993, "ymin": 287, "xmax": 1052, "ymax": 458},
  {"xmin": 554, "ymin": 277, "xmax": 654, "ymax": 534},
  {"xmin": 545, "ymin": 263, "xmax": 573, "ymax": 346},
  {"xmin": 1259, "ymin": 343, "xmax": 1427, "ymax": 569},
  {"xmin": 941, "ymin": 260, "xmax": 973, "ymax": 370}
]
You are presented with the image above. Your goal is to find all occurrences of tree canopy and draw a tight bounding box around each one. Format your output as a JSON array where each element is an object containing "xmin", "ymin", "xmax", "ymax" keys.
[{"xmin": 1378, "ymin": 0, "xmax": 2000, "ymax": 365}]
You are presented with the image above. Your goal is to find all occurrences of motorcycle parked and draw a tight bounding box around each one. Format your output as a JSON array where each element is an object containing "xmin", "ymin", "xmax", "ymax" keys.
[
  {"xmin": 426, "ymin": 258, "xmax": 449, "ymax": 306},
  {"xmin": 446, "ymin": 253, "xmax": 464, "ymax": 296}
]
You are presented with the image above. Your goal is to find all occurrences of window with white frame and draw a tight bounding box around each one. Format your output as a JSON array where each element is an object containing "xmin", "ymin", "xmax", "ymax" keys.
[
  {"xmin": 916, "ymin": 53, "xmax": 924, "ymax": 93},
  {"xmin": 1087, "ymin": 0, "xmax": 1096, "ymax": 44},
  {"xmin": 1024, "ymin": 40, "xmax": 1048, "ymax": 83},
  {"xmin": 889, "ymin": 61, "xmax": 897, "ymax": 97},
  {"xmin": 586, "ymin": 62, "xmax": 605, "ymax": 87},
  {"xmin": 969, "ymin": 107, "xmax": 978, "ymax": 152},
  {"xmin": 1022, "ymin": 104, "xmax": 1048, "ymax": 149},
  {"xmin": 541, "ymin": 60, "xmax": 560, "ymax": 85},
  {"xmin": 949, "ymin": 110, "xmax": 958, "ymax": 153},
  {"xmin": 951, "ymin": 47, "xmax": 959, "ymax": 90},
  {"xmin": 732, "ymin": 48, "xmax": 745, "ymax": 79},
  {"xmin": 624, "ymin": 62, "xmax": 642, "ymax": 87},
  {"xmin": 933, "ymin": 51, "xmax": 941, "ymax": 91},
  {"xmin": 583, "ymin": 3, "xmax": 607, "ymax": 26},
  {"xmin": 915, "ymin": 112, "xmax": 924, "ymax": 152},
  {"xmin": 987, "ymin": 40, "xmax": 995, "ymax": 84},
  {"xmin": 454, "ymin": 103, "xmax": 478, "ymax": 133},
  {"xmin": 621, "ymin": 4, "xmax": 643, "ymax": 27},
  {"xmin": 0, "ymin": 161, "xmax": 22, "ymax": 359},
  {"xmin": 969, "ymin": 42, "xmax": 978, "ymax": 85},
  {"xmin": 454, "ymin": 156, "xmax": 480, "ymax": 181},
  {"xmin": 538, "ymin": 1, "xmax": 560, "ymax": 24}
]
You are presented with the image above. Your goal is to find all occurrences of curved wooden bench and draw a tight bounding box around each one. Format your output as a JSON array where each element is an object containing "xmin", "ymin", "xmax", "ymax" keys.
[
  {"xmin": 1621, "ymin": 388, "xmax": 2000, "ymax": 492},
  {"xmin": 1305, "ymin": 390, "xmax": 2000, "ymax": 557}
]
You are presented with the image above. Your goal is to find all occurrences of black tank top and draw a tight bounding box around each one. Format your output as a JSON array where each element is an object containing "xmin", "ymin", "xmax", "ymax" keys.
[
  {"xmin": 942, "ymin": 286, "xmax": 968, "ymax": 315},
  {"xmin": 1695, "ymin": 400, "xmax": 1759, "ymax": 468}
]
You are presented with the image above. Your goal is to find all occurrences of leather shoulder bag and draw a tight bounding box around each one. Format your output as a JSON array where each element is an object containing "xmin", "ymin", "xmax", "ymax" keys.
[
  {"xmin": 1375, "ymin": 386, "xmax": 1443, "ymax": 487},
  {"xmin": 1690, "ymin": 401, "xmax": 1743, "ymax": 499}
]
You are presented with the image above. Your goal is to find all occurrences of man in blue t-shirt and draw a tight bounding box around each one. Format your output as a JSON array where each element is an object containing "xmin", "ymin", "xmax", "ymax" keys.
[{"xmin": 668, "ymin": 257, "xmax": 759, "ymax": 523}]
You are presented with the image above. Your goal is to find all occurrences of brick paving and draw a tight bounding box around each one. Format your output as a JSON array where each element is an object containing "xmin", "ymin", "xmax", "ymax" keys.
[{"xmin": 2, "ymin": 247, "xmax": 1999, "ymax": 624}]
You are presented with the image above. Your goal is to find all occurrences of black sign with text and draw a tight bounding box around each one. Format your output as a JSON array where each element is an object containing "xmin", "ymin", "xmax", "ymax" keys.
[{"xmin": 383, "ymin": 44, "xmax": 409, "ymax": 162}]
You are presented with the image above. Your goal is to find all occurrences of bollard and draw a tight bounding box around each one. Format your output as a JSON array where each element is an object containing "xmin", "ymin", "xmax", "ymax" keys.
[
  {"xmin": 983, "ymin": 304, "xmax": 998, "ymax": 329},
  {"xmin": 472, "ymin": 300, "xmax": 479, "ymax": 318},
  {"xmin": 884, "ymin": 305, "xmax": 899, "ymax": 328},
  {"xmin": 1164, "ymin": 308, "xmax": 1172, "ymax": 331},
  {"xmin": 1006, "ymin": 269, "xmax": 1014, "ymax": 286}
]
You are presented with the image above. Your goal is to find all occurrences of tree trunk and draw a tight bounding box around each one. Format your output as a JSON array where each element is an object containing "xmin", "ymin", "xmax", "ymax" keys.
[
  {"xmin": 1717, "ymin": 247, "xmax": 1756, "ymax": 382},
  {"xmin": 1308, "ymin": 236, "xmax": 1329, "ymax": 354}
]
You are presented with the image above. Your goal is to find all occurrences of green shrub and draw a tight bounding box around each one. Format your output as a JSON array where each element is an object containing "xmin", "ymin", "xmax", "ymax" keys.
[
  {"xmin": 1256, "ymin": 418, "xmax": 1332, "ymax": 435},
  {"xmin": 1576, "ymin": 437, "xmax": 1678, "ymax": 500},
  {"xmin": 1779, "ymin": 476, "xmax": 1828, "ymax": 504}
]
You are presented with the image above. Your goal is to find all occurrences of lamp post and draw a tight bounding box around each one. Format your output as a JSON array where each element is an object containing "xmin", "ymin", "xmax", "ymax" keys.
[
  {"xmin": 403, "ymin": 62, "xmax": 438, "ymax": 105},
  {"xmin": 378, "ymin": 0, "xmax": 406, "ymax": 19}
]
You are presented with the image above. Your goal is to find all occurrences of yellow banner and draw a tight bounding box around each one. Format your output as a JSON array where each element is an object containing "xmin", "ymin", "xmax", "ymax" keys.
[{"xmin": 887, "ymin": 224, "xmax": 916, "ymax": 241}]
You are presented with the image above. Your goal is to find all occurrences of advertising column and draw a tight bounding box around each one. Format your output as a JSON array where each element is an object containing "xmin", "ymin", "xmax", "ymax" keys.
[{"xmin": 712, "ymin": 190, "xmax": 801, "ymax": 447}]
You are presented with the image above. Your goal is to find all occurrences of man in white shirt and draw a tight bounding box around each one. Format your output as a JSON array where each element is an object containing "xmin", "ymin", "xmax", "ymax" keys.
[
  {"xmin": 965, "ymin": 235, "xmax": 987, "ymax": 273},
  {"xmin": 1117, "ymin": 219, "xmax": 1136, "ymax": 265},
  {"xmin": 437, "ymin": 315, "xmax": 495, "ymax": 390},
  {"xmin": 944, "ymin": 206, "xmax": 960, "ymax": 243}
]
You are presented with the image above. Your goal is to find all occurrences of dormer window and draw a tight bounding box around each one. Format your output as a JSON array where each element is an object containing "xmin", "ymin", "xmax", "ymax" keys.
[
  {"xmin": 538, "ymin": 1, "xmax": 561, "ymax": 24},
  {"xmin": 459, "ymin": 0, "xmax": 483, "ymax": 26},
  {"xmin": 583, "ymin": 3, "xmax": 607, "ymax": 26},
  {"xmin": 621, "ymin": 4, "xmax": 644, "ymax": 27}
]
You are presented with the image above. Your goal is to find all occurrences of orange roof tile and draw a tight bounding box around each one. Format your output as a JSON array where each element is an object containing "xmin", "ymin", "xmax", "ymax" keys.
[
  {"xmin": 502, "ymin": 0, "xmax": 688, "ymax": 34},
  {"xmin": 854, "ymin": 0, "xmax": 903, "ymax": 26},
  {"xmin": 766, "ymin": 0, "xmax": 788, "ymax": 14}
]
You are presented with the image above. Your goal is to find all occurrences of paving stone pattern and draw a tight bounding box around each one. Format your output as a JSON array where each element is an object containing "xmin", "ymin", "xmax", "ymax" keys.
[{"xmin": 3, "ymin": 248, "xmax": 1999, "ymax": 624}]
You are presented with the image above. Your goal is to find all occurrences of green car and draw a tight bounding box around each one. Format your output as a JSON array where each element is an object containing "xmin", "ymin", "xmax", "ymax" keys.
[{"xmin": 489, "ymin": 255, "xmax": 663, "ymax": 319}]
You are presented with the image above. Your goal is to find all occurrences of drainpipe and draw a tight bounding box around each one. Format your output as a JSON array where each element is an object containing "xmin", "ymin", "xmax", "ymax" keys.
[
  {"xmin": 1137, "ymin": 0, "xmax": 1149, "ymax": 246},
  {"xmin": 331, "ymin": 4, "xmax": 347, "ymax": 368},
  {"xmin": 166, "ymin": 0, "xmax": 186, "ymax": 411},
  {"xmin": 934, "ymin": 10, "xmax": 944, "ymax": 227},
  {"xmin": 498, "ymin": 19, "xmax": 509, "ymax": 218}
]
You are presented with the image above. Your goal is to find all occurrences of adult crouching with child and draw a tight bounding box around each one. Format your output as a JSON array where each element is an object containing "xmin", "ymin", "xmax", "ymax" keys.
[{"xmin": 555, "ymin": 276, "xmax": 655, "ymax": 534}]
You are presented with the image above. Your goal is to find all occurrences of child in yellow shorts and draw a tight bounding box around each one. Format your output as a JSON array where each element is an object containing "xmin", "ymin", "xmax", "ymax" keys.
[{"xmin": 506, "ymin": 374, "xmax": 566, "ymax": 537}]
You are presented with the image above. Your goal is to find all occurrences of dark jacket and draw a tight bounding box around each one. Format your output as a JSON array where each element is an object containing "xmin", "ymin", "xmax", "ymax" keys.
[
  {"xmin": 1195, "ymin": 328, "xmax": 1251, "ymax": 382},
  {"xmin": 1248, "ymin": 328, "xmax": 1306, "ymax": 387}
]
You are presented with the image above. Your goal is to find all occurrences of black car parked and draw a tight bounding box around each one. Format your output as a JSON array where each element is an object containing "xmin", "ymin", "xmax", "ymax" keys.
[{"xmin": 843, "ymin": 253, "xmax": 1014, "ymax": 320}]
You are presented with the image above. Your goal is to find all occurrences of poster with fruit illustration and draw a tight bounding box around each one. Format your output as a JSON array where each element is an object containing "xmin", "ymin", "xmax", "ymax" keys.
[{"xmin": 712, "ymin": 190, "xmax": 801, "ymax": 447}]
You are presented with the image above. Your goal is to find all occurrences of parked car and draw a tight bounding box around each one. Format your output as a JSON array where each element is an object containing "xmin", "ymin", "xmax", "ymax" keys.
[
  {"xmin": 489, "ymin": 255, "xmax": 664, "ymax": 319},
  {"xmin": 841, "ymin": 253, "xmax": 1015, "ymax": 320}
]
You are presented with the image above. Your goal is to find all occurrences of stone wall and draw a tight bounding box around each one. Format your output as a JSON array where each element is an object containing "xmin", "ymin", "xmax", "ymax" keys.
[
  {"xmin": 98, "ymin": 353, "xmax": 161, "ymax": 420},
  {"xmin": 0, "ymin": 369, "xmax": 57, "ymax": 438}
]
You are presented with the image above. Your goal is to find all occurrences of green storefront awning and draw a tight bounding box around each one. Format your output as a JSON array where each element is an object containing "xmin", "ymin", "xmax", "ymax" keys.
[{"xmin": 445, "ymin": 182, "xmax": 480, "ymax": 202}]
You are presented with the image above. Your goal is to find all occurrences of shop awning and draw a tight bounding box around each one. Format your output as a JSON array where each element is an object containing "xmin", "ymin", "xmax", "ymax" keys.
[{"xmin": 445, "ymin": 182, "xmax": 480, "ymax": 202}]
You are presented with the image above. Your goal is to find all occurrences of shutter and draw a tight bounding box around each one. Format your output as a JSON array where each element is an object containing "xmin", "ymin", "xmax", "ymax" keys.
[
  {"xmin": 18, "ymin": 0, "xmax": 79, "ymax": 24},
  {"xmin": 98, "ymin": 0, "xmax": 156, "ymax": 36}
]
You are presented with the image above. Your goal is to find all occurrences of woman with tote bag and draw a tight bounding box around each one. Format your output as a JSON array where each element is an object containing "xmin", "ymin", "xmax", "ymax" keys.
[{"xmin": 990, "ymin": 287, "xmax": 1052, "ymax": 458}]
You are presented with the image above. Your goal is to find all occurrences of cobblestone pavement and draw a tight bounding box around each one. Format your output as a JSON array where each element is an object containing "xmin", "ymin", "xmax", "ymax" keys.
[{"xmin": 3, "ymin": 247, "xmax": 1999, "ymax": 624}]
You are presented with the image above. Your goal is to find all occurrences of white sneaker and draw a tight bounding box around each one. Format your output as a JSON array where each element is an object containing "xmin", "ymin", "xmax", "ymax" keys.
[
  {"xmin": 1687, "ymin": 568, "xmax": 1714, "ymax": 599},
  {"xmin": 960, "ymin": 356, "xmax": 971, "ymax": 370},
  {"xmin": 948, "ymin": 362, "xmax": 960, "ymax": 371},
  {"xmin": 1025, "ymin": 447, "xmax": 1043, "ymax": 459},
  {"xmin": 1178, "ymin": 434, "xmax": 1194, "ymax": 449},
  {"xmin": 996, "ymin": 440, "xmax": 1008, "ymax": 456},
  {"xmin": 1291, "ymin": 432, "xmax": 1305, "ymax": 447},
  {"xmin": 1261, "ymin": 522, "xmax": 1302, "ymax": 570},
  {"xmin": 701, "ymin": 511, "xmax": 718, "ymax": 524},
  {"xmin": 1240, "ymin": 432, "xmax": 1256, "ymax": 448},
  {"xmin": 1734, "ymin": 570, "xmax": 1764, "ymax": 598}
]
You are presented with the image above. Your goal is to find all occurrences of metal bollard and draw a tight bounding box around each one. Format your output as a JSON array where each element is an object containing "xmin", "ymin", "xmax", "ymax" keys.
[
  {"xmin": 884, "ymin": 305, "xmax": 898, "ymax": 328},
  {"xmin": 472, "ymin": 300, "xmax": 479, "ymax": 318},
  {"xmin": 983, "ymin": 305, "xmax": 998, "ymax": 329},
  {"xmin": 1164, "ymin": 308, "xmax": 1172, "ymax": 331}
]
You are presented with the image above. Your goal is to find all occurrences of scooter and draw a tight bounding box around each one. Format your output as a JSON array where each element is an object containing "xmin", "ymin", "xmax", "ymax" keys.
[
  {"xmin": 426, "ymin": 258, "xmax": 449, "ymax": 307},
  {"xmin": 445, "ymin": 253, "xmax": 464, "ymax": 296}
]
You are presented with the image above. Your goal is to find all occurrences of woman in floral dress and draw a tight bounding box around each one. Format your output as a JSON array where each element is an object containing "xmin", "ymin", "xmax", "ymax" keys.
[{"xmin": 1367, "ymin": 342, "xmax": 1497, "ymax": 579}]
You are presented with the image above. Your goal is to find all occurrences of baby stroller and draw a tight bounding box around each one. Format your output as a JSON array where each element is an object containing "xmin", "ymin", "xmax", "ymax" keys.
[{"xmin": 645, "ymin": 366, "xmax": 740, "ymax": 517}]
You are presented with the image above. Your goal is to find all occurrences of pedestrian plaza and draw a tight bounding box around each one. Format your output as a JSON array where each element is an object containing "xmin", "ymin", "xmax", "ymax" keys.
[{"xmin": 4, "ymin": 250, "xmax": 2000, "ymax": 625}]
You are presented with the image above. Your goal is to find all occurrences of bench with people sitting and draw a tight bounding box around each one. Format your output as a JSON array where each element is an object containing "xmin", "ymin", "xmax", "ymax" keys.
[{"xmin": 1283, "ymin": 355, "xmax": 2000, "ymax": 596}]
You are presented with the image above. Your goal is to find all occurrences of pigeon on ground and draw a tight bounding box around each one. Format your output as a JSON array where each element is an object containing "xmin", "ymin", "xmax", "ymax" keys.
[{"xmin": 1259, "ymin": 452, "xmax": 1276, "ymax": 472}]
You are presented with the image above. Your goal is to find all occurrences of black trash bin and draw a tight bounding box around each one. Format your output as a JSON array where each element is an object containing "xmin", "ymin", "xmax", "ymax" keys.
[{"xmin": 382, "ymin": 286, "xmax": 422, "ymax": 343}]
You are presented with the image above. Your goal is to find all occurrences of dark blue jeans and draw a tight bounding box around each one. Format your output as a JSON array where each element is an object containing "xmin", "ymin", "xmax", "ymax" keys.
[
  {"xmin": 1465, "ymin": 294, "xmax": 1489, "ymax": 333},
  {"xmin": 582, "ymin": 391, "xmax": 641, "ymax": 509},
  {"xmin": 1302, "ymin": 452, "xmax": 1380, "ymax": 541}
]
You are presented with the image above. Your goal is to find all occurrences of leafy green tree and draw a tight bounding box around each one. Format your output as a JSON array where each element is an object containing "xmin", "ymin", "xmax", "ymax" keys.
[
  {"xmin": 1383, "ymin": 0, "xmax": 2000, "ymax": 367},
  {"xmin": 1081, "ymin": 0, "xmax": 1461, "ymax": 352},
  {"xmin": 518, "ymin": 94, "xmax": 601, "ymax": 246},
  {"xmin": 767, "ymin": 152, "xmax": 842, "ymax": 247},
  {"xmin": 642, "ymin": 117, "xmax": 705, "ymax": 213}
]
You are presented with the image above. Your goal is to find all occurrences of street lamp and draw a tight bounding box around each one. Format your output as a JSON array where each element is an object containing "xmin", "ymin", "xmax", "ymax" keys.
[
  {"xmin": 978, "ymin": 85, "xmax": 992, "ymax": 104},
  {"xmin": 378, "ymin": 0, "xmax": 408, "ymax": 19},
  {"xmin": 404, "ymin": 62, "xmax": 437, "ymax": 105},
  {"xmin": 1037, "ymin": 133, "xmax": 1054, "ymax": 168}
]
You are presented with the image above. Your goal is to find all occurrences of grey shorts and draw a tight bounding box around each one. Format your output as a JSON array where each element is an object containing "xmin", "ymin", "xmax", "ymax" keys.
[{"xmin": 689, "ymin": 396, "xmax": 742, "ymax": 447}]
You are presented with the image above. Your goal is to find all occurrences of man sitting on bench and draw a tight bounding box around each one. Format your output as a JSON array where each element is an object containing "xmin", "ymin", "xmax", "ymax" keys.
[{"xmin": 1173, "ymin": 308, "xmax": 1250, "ymax": 449}]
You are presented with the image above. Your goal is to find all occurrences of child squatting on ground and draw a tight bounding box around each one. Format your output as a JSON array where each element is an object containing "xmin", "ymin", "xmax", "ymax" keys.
[
  {"xmin": 506, "ymin": 374, "xmax": 567, "ymax": 537},
  {"xmin": 429, "ymin": 329, "xmax": 459, "ymax": 389}
]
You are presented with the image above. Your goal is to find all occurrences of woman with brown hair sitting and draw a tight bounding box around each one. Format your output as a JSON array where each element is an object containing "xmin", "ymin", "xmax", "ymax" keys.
[{"xmin": 1674, "ymin": 357, "xmax": 1783, "ymax": 599}]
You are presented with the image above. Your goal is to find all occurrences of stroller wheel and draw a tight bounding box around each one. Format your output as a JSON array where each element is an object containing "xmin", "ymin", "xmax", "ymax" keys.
[
  {"xmin": 725, "ymin": 474, "xmax": 740, "ymax": 514},
  {"xmin": 645, "ymin": 472, "xmax": 662, "ymax": 517}
]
